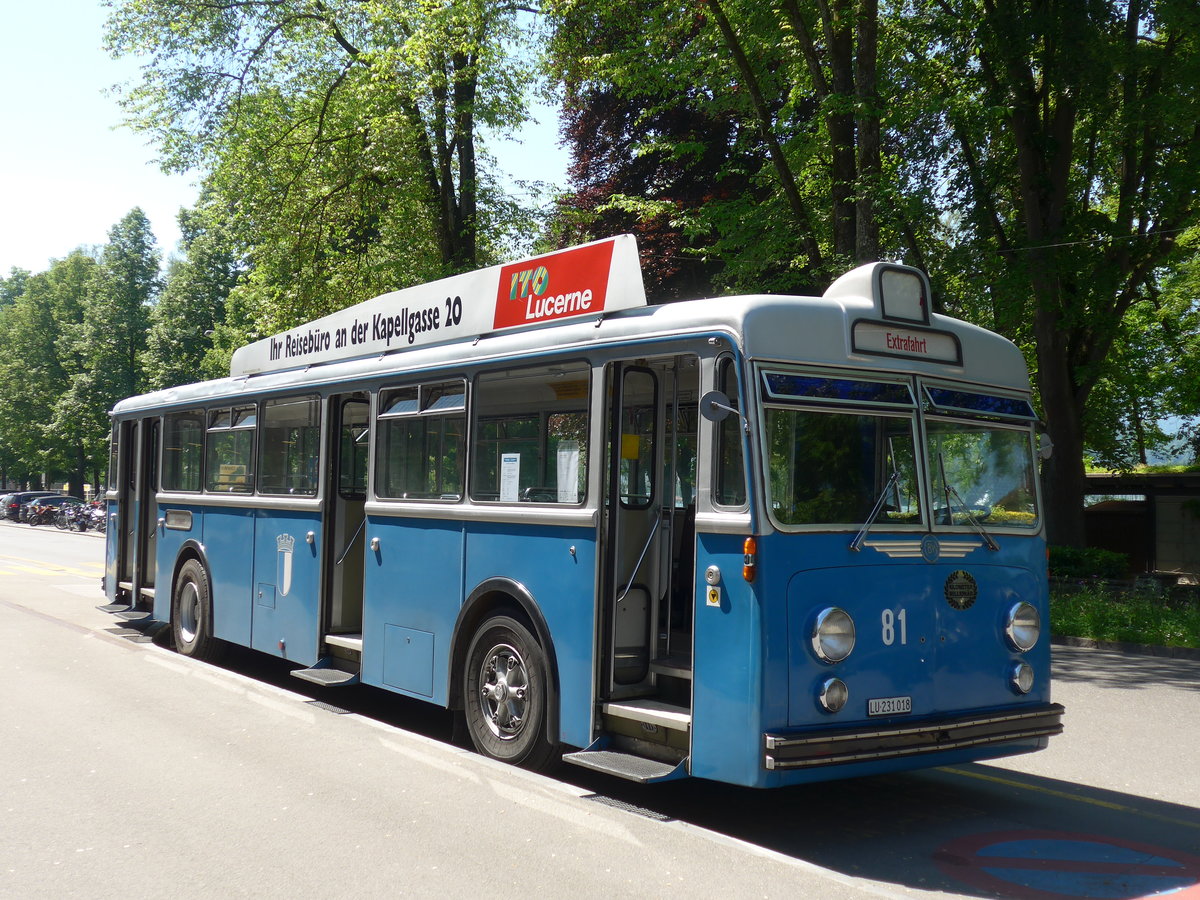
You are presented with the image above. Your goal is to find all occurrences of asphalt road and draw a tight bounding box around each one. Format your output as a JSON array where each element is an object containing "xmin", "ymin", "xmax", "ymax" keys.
[{"xmin": 2, "ymin": 520, "xmax": 1198, "ymax": 899}]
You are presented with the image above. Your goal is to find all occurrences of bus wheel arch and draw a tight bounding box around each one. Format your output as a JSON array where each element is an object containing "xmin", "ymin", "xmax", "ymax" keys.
[{"xmin": 451, "ymin": 578, "xmax": 560, "ymax": 766}]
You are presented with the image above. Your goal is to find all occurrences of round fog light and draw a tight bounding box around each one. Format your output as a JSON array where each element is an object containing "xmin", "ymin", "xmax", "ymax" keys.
[
  {"xmin": 811, "ymin": 607, "xmax": 856, "ymax": 663},
  {"xmin": 1010, "ymin": 662, "xmax": 1035, "ymax": 694},
  {"xmin": 819, "ymin": 677, "xmax": 849, "ymax": 712}
]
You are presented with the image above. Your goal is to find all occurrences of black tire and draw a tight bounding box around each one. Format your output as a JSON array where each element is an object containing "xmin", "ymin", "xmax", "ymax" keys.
[
  {"xmin": 463, "ymin": 615, "xmax": 557, "ymax": 771},
  {"xmin": 172, "ymin": 558, "xmax": 224, "ymax": 662}
]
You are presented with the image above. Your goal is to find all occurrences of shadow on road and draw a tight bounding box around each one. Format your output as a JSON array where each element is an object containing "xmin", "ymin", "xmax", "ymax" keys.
[
  {"xmin": 1051, "ymin": 643, "xmax": 1200, "ymax": 691},
  {"xmin": 113, "ymin": 622, "xmax": 1200, "ymax": 899}
]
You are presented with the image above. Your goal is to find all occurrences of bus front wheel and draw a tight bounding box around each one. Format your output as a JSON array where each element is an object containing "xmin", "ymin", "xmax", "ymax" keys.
[
  {"xmin": 172, "ymin": 559, "xmax": 223, "ymax": 663},
  {"xmin": 464, "ymin": 615, "xmax": 557, "ymax": 771}
]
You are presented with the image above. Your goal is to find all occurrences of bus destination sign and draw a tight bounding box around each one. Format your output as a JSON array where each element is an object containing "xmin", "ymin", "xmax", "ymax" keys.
[
  {"xmin": 229, "ymin": 235, "xmax": 646, "ymax": 376},
  {"xmin": 851, "ymin": 320, "xmax": 962, "ymax": 366}
]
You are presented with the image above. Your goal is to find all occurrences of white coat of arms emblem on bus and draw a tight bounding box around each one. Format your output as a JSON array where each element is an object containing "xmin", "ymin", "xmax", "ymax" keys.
[{"xmin": 276, "ymin": 533, "xmax": 295, "ymax": 597}]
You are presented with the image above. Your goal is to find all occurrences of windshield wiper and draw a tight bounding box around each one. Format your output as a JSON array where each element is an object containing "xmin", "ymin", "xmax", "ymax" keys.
[
  {"xmin": 850, "ymin": 467, "xmax": 901, "ymax": 552},
  {"xmin": 937, "ymin": 453, "xmax": 999, "ymax": 551}
]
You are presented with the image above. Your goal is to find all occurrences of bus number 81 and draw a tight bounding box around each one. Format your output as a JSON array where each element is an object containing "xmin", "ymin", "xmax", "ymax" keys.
[{"xmin": 882, "ymin": 608, "xmax": 907, "ymax": 646}]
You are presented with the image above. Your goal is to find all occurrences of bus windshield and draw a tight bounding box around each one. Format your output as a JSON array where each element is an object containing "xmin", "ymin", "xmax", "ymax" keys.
[
  {"xmin": 765, "ymin": 408, "xmax": 921, "ymax": 527},
  {"xmin": 926, "ymin": 420, "xmax": 1039, "ymax": 529}
]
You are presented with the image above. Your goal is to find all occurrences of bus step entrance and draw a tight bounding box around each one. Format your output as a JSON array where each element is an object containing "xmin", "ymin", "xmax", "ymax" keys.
[
  {"xmin": 563, "ymin": 699, "xmax": 692, "ymax": 782},
  {"xmin": 562, "ymin": 746, "xmax": 688, "ymax": 784},
  {"xmin": 290, "ymin": 657, "xmax": 360, "ymax": 687}
]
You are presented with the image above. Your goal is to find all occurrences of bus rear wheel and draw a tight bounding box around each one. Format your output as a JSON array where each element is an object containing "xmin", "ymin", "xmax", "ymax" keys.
[
  {"xmin": 464, "ymin": 615, "xmax": 556, "ymax": 771},
  {"xmin": 172, "ymin": 559, "xmax": 223, "ymax": 663}
]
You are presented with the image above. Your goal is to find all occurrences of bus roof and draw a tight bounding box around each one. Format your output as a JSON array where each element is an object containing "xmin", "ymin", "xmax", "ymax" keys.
[{"xmin": 114, "ymin": 247, "xmax": 1029, "ymax": 417}]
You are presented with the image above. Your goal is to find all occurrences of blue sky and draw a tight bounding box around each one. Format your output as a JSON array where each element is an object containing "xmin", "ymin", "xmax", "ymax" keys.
[{"xmin": 0, "ymin": 2, "xmax": 566, "ymax": 276}]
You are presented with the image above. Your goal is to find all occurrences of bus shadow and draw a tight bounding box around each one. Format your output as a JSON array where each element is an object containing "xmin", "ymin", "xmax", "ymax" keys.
[
  {"xmin": 1051, "ymin": 643, "xmax": 1200, "ymax": 691},
  {"xmin": 189, "ymin": 640, "xmax": 1200, "ymax": 899},
  {"xmin": 567, "ymin": 764, "xmax": 1200, "ymax": 899}
]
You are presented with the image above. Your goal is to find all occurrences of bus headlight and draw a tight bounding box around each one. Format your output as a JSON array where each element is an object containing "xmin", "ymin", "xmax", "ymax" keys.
[
  {"xmin": 1005, "ymin": 602, "xmax": 1041, "ymax": 652},
  {"xmin": 811, "ymin": 607, "xmax": 856, "ymax": 663},
  {"xmin": 818, "ymin": 677, "xmax": 849, "ymax": 712},
  {"xmin": 1010, "ymin": 662, "xmax": 1035, "ymax": 694}
]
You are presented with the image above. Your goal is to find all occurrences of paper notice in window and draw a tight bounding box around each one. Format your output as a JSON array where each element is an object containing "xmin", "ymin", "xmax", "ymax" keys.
[
  {"xmin": 500, "ymin": 453, "xmax": 521, "ymax": 502},
  {"xmin": 557, "ymin": 442, "xmax": 580, "ymax": 503}
]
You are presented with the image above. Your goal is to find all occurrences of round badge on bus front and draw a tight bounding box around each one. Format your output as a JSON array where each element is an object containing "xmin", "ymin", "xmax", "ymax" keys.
[{"xmin": 944, "ymin": 570, "xmax": 977, "ymax": 610}]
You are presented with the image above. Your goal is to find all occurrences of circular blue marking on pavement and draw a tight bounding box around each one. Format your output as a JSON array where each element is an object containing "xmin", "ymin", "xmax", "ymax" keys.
[{"xmin": 936, "ymin": 830, "xmax": 1200, "ymax": 899}]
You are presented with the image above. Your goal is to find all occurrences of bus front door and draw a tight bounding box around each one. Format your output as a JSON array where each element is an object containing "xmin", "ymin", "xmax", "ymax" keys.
[
  {"xmin": 116, "ymin": 417, "xmax": 159, "ymax": 611},
  {"xmin": 604, "ymin": 364, "xmax": 659, "ymax": 695},
  {"xmin": 602, "ymin": 355, "xmax": 699, "ymax": 698},
  {"xmin": 324, "ymin": 394, "xmax": 368, "ymax": 643},
  {"xmin": 589, "ymin": 355, "xmax": 698, "ymax": 776}
]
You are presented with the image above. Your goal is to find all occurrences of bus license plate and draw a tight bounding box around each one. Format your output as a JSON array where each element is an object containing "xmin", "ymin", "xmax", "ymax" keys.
[{"xmin": 868, "ymin": 696, "xmax": 912, "ymax": 717}]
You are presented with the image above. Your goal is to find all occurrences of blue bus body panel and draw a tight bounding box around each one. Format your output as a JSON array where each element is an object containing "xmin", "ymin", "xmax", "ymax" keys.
[
  {"xmin": 201, "ymin": 506, "xmax": 255, "ymax": 647},
  {"xmin": 749, "ymin": 530, "xmax": 1051, "ymax": 788},
  {"xmin": 152, "ymin": 504, "xmax": 202, "ymax": 621},
  {"xmin": 689, "ymin": 531, "xmax": 765, "ymax": 786},
  {"xmin": 251, "ymin": 509, "xmax": 323, "ymax": 665},
  {"xmin": 361, "ymin": 514, "xmax": 597, "ymax": 748},
  {"xmin": 361, "ymin": 516, "xmax": 464, "ymax": 701},
  {"xmin": 462, "ymin": 520, "xmax": 597, "ymax": 748}
]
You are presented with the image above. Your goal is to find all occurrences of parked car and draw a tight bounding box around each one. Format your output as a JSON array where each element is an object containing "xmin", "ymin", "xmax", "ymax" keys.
[{"xmin": 3, "ymin": 491, "xmax": 58, "ymax": 521}]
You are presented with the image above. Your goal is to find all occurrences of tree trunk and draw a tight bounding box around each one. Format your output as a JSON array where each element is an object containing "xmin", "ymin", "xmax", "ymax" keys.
[
  {"xmin": 824, "ymin": 0, "xmax": 857, "ymax": 258},
  {"xmin": 1035, "ymin": 305, "xmax": 1087, "ymax": 547},
  {"xmin": 853, "ymin": 0, "xmax": 880, "ymax": 263}
]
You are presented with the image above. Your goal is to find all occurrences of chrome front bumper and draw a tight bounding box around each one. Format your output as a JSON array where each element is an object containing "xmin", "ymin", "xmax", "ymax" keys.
[{"xmin": 764, "ymin": 703, "xmax": 1065, "ymax": 770}]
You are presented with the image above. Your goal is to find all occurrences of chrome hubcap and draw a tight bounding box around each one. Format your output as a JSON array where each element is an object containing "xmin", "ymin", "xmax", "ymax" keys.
[
  {"xmin": 179, "ymin": 582, "xmax": 199, "ymax": 643},
  {"xmin": 478, "ymin": 643, "xmax": 529, "ymax": 740}
]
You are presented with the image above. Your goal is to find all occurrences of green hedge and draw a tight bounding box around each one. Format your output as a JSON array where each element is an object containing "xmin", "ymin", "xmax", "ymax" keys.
[
  {"xmin": 1051, "ymin": 585, "xmax": 1200, "ymax": 649},
  {"xmin": 1048, "ymin": 545, "xmax": 1129, "ymax": 579}
]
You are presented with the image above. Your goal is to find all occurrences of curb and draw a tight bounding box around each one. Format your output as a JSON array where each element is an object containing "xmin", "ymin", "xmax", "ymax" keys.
[{"xmin": 1052, "ymin": 634, "xmax": 1200, "ymax": 662}]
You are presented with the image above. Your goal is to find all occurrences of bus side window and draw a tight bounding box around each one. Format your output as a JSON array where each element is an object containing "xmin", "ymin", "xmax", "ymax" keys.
[
  {"xmin": 714, "ymin": 356, "xmax": 747, "ymax": 506},
  {"xmin": 258, "ymin": 395, "xmax": 320, "ymax": 496},
  {"xmin": 376, "ymin": 380, "xmax": 466, "ymax": 500},
  {"xmin": 471, "ymin": 362, "xmax": 590, "ymax": 504},
  {"xmin": 205, "ymin": 405, "xmax": 257, "ymax": 493},
  {"xmin": 162, "ymin": 410, "xmax": 205, "ymax": 493}
]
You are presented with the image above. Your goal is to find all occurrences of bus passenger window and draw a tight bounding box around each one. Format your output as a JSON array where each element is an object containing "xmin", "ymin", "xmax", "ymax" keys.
[
  {"xmin": 258, "ymin": 395, "xmax": 320, "ymax": 496},
  {"xmin": 376, "ymin": 380, "xmax": 466, "ymax": 500},
  {"xmin": 205, "ymin": 405, "xmax": 257, "ymax": 493},
  {"xmin": 471, "ymin": 363, "xmax": 590, "ymax": 504},
  {"xmin": 163, "ymin": 410, "xmax": 205, "ymax": 492}
]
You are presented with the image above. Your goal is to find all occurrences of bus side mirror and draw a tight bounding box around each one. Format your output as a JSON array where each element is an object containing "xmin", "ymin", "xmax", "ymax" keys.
[
  {"xmin": 700, "ymin": 390, "xmax": 750, "ymax": 435},
  {"xmin": 700, "ymin": 390, "xmax": 735, "ymax": 423},
  {"xmin": 1038, "ymin": 432, "xmax": 1053, "ymax": 460}
]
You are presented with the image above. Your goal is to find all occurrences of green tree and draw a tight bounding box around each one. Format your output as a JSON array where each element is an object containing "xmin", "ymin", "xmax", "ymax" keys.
[
  {"xmin": 55, "ymin": 209, "xmax": 161, "ymax": 491},
  {"xmin": 0, "ymin": 253, "xmax": 98, "ymax": 493},
  {"xmin": 144, "ymin": 204, "xmax": 246, "ymax": 390},
  {"xmin": 550, "ymin": 0, "xmax": 1200, "ymax": 544},
  {"xmin": 904, "ymin": 0, "xmax": 1200, "ymax": 543},
  {"xmin": 0, "ymin": 268, "xmax": 30, "ymax": 309},
  {"xmin": 546, "ymin": 0, "xmax": 936, "ymax": 294},
  {"xmin": 106, "ymin": 0, "xmax": 543, "ymax": 328}
]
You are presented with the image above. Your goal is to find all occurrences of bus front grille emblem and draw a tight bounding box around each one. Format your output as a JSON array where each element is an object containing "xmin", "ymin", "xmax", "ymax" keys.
[
  {"xmin": 921, "ymin": 535, "xmax": 940, "ymax": 563},
  {"xmin": 276, "ymin": 534, "xmax": 295, "ymax": 597}
]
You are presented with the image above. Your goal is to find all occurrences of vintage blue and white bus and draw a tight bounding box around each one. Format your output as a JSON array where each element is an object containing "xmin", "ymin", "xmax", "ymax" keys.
[{"xmin": 104, "ymin": 235, "xmax": 1063, "ymax": 787}]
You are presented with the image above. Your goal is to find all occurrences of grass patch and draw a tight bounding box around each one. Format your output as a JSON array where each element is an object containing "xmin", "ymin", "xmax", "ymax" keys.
[{"xmin": 1051, "ymin": 584, "xmax": 1200, "ymax": 649}]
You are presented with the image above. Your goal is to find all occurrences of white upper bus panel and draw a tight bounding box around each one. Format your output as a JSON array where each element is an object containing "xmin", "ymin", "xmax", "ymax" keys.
[
  {"xmin": 113, "ymin": 252, "xmax": 1032, "ymax": 418},
  {"xmin": 229, "ymin": 235, "xmax": 647, "ymax": 377}
]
